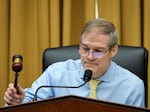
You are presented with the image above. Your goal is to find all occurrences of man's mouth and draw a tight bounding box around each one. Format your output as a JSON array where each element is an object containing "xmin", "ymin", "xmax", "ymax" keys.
[
  {"xmin": 84, "ymin": 61, "xmax": 98, "ymax": 65},
  {"xmin": 84, "ymin": 62, "xmax": 98, "ymax": 67}
]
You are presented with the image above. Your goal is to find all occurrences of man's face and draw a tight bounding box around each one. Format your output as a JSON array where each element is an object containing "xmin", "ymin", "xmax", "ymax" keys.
[{"xmin": 79, "ymin": 29, "xmax": 118, "ymax": 79}]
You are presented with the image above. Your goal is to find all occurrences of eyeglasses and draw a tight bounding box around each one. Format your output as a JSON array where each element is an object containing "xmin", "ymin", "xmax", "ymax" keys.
[{"xmin": 79, "ymin": 45, "xmax": 111, "ymax": 59}]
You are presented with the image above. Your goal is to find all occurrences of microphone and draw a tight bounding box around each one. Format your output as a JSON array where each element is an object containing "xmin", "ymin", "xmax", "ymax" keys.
[
  {"xmin": 12, "ymin": 54, "xmax": 23, "ymax": 88},
  {"xmin": 33, "ymin": 69, "xmax": 92, "ymax": 101}
]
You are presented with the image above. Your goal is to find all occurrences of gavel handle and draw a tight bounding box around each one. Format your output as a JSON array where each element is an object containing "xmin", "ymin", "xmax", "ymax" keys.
[{"xmin": 14, "ymin": 72, "xmax": 19, "ymax": 88}]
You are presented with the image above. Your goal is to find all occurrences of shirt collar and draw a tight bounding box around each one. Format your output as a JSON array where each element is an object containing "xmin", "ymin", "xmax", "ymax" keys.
[{"xmin": 99, "ymin": 61, "xmax": 115, "ymax": 83}]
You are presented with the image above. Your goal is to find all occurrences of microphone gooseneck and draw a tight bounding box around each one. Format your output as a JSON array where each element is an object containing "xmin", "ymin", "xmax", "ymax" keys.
[{"xmin": 33, "ymin": 69, "xmax": 92, "ymax": 101}]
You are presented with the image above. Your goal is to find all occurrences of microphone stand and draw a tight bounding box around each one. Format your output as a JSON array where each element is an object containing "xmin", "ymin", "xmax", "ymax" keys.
[{"xmin": 33, "ymin": 81, "xmax": 88, "ymax": 101}]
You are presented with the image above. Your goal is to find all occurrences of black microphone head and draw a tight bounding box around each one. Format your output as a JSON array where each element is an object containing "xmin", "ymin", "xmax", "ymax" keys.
[{"xmin": 84, "ymin": 70, "xmax": 92, "ymax": 82}]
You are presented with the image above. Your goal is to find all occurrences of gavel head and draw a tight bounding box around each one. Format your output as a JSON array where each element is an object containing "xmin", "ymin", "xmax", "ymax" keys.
[{"xmin": 12, "ymin": 54, "xmax": 23, "ymax": 73}]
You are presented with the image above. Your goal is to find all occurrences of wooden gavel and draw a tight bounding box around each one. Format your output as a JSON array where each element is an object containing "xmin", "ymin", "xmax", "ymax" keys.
[{"xmin": 12, "ymin": 54, "xmax": 23, "ymax": 88}]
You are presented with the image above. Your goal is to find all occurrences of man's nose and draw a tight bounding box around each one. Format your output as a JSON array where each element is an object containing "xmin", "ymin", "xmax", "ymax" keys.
[{"xmin": 87, "ymin": 51, "xmax": 95, "ymax": 59}]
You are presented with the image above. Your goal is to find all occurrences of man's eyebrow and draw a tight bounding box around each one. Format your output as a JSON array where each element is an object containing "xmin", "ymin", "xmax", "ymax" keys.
[
  {"xmin": 80, "ymin": 43, "xmax": 87, "ymax": 46},
  {"xmin": 80, "ymin": 43, "xmax": 105, "ymax": 50}
]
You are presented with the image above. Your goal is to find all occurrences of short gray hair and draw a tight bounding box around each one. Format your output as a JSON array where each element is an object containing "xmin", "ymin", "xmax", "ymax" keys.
[{"xmin": 80, "ymin": 18, "xmax": 118, "ymax": 47}]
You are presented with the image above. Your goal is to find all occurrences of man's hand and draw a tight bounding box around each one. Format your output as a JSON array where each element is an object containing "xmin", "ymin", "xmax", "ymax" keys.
[{"xmin": 4, "ymin": 83, "xmax": 25, "ymax": 105}]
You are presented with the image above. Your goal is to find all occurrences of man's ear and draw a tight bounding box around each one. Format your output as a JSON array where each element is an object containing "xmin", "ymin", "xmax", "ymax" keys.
[{"xmin": 110, "ymin": 45, "xmax": 118, "ymax": 58}]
